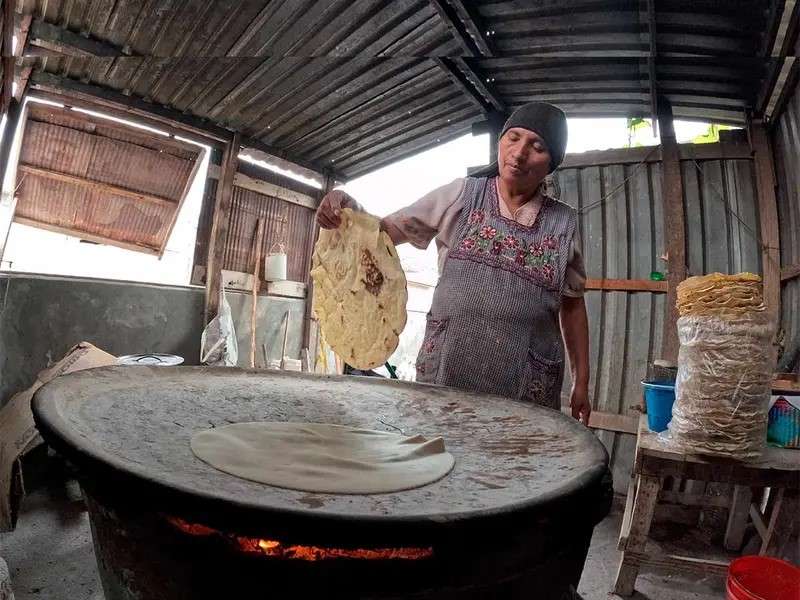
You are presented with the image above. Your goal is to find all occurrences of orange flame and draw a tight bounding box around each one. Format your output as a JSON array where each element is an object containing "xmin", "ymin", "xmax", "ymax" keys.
[{"xmin": 165, "ymin": 515, "xmax": 433, "ymax": 561}]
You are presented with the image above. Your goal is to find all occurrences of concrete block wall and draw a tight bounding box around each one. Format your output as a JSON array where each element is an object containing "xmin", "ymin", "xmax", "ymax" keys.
[{"xmin": 0, "ymin": 273, "xmax": 304, "ymax": 408}]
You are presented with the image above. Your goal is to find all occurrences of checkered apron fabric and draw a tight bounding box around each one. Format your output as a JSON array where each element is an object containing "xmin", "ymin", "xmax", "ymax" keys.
[{"xmin": 416, "ymin": 176, "xmax": 577, "ymax": 410}]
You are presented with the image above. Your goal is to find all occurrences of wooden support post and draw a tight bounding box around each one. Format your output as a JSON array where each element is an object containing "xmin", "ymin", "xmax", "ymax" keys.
[
  {"xmin": 250, "ymin": 218, "xmax": 264, "ymax": 369},
  {"xmin": 204, "ymin": 132, "xmax": 240, "ymax": 325},
  {"xmin": 1, "ymin": 0, "xmax": 14, "ymax": 117},
  {"xmin": 724, "ymin": 485, "xmax": 753, "ymax": 551},
  {"xmin": 750, "ymin": 120, "xmax": 781, "ymax": 324},
  {"xmin": 0, "ymin": 99, "xmax": 22, "ymax": 196},
  {"xmin": 657, "ymin": 98, "xmax": 686, "ymax": 363},
  {"xmin": 0, "ymin": 97, "xmax": 25, "ymax": 264},
  {"xmin": 302, "ymin": 172, "xmax": 332, "ymax": 359},
  {"xmin": 487, "ymin": 109, "xmax": 505, "ymax": 164},
  {"xmin": 760, "ymin": 488, "xmax": 785, "ymax": 555}
]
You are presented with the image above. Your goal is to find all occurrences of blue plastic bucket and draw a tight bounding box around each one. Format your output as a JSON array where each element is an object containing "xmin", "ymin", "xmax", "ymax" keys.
[{"xmin": 642, "ymin": 381, "xmax": 676, "ymax": 432}]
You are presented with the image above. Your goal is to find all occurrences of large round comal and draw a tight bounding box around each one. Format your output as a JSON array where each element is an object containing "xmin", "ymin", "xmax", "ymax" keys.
[{"xmin": 33, "ymin": 367, "xmax": 612, "ymax": 600}]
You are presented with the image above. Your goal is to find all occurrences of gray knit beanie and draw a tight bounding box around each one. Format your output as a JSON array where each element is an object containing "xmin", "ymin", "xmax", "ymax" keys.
[{"xmin": 472, "ymin": 102, "xmax": 568, "ymax": 177}]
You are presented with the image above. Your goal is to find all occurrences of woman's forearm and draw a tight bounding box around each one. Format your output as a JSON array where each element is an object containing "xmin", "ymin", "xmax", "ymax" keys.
[
  {"xmin": 380, "ymin": 218, "xmax": 409, "ymax": 246},
  {"xmin": 559, "ymin": 296, "xmax": 590, "ymax": 386}
]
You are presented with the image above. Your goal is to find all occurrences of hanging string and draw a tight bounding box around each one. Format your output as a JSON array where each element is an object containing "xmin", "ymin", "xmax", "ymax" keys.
[
  {"xmin": 683, "ymin": 144, "xmax": 782, "ymax": 273},
  {"xmin": 566, "ymin": 143, "xmax": 781, "ymax": 274},
  {"xmin": 575, "ymin": 146, "xmax": 660, "ymax": 215}
]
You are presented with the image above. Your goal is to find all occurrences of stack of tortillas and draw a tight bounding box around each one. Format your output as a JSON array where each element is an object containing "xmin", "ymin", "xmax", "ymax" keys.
[
  {"xmin": 677, "ymin": 272, "xmax": 765, "ymax": 318},
  {"xmin": 670, "ymin": 272, "xmax": 775, "ymax": 458},
  {"xmin": 310, "ymin": 208, "xmax": 407, "ymax": 370}
]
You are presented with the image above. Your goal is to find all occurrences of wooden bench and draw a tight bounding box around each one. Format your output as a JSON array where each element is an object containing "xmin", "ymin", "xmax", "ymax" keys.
[{"xmin": 614, "ymin": 416, "xmax": 800, "ymax": 596}]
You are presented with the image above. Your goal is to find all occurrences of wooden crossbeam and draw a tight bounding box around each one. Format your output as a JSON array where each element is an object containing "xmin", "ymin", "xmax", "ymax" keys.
[
  {"xmin": 623, "ymin": 552, "xmax": 730, "ymax": 577},
  {"xmin": 434, "ymin": 57, "xmax": 487, "ymax": 112},
  {"xmin": 434, "ymin": 57, "xmax": 505, "ymax": 114},
  {"xmin": 755, "ymin": 0, "xmax": 800, "ymax": 117},
  {"xmin": 781, "ymin": 262, "xmax": 800, "ymax": 281},
  {"xmin": 455, "ymin": 58, "xmax": 505, "ymax": 113},
  {"xmin": 17, "ymin": 164, "xmax": 176, "ymax": 208},
  {"xmin": 13, "ymin": 216, "xmax": 160, "ymax": 255},
  {"xmin": 206, "ymin": 164, "xmax": 318, "ymax": 211},
  {"xmin": 429, "ymin": 0, "xmax": 480, "ymax": 56},
  {"xmin": 448, "ymin": 1, "xmax": 496, "ymax": 57},
  {"xmin": 585, "ymin": 278, "xmax": 668, "ymax": 293},
  {"xmin": 29, "ymin": 72, "xmax": 339, "ymax": 181},
  {"xmin": 27, "ymin": 19, "xmax": 127, "ymax": 56}
]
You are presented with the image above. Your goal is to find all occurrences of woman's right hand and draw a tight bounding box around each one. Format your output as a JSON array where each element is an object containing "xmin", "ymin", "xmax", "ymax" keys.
[{"xmin": 316, "ymin": 190, "xmax": 356, "ymax": 229}]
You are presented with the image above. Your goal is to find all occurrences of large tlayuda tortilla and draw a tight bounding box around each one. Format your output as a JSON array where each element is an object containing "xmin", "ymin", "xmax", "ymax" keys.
[{"xmin": 310, "ymin": 208, "xmax": 407, "ymax": 370}]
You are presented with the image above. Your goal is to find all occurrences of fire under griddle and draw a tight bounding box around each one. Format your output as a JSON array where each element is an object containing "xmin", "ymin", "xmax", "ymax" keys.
[{"xmin": 33, "ymin": 366, "xmax": 612, "ymax": 599}]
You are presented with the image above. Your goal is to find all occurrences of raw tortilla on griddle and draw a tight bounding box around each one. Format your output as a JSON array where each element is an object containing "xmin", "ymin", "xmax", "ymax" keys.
[
  {"xmin": 310, "ymin": 208, "xmax": 407, "ymax": 370},
  {"xmin": 191, "ymin": 422, "xmax": 455, "ymax": 494}
]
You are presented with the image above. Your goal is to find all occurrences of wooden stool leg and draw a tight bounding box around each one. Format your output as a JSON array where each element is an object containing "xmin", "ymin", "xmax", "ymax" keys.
[
  {"xmin": 613, "ymin": 475, "xmax": 661, "ymax": 597},
  {"xmin": 724, "ymin": 485, "xmax": 753, "ymax": 551},
  {"xmin": 760, "ymin": 488, "xmax": 785, "ymax": 556}
]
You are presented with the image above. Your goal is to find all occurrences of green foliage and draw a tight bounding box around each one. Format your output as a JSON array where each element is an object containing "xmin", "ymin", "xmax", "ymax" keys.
[
  {"xmin": 690, "ymin": 123, "xmax": 734, "ymax": 145},
  {"xmin": 626, "ymin": 117, "xmax": 651, "ymax": 147}
]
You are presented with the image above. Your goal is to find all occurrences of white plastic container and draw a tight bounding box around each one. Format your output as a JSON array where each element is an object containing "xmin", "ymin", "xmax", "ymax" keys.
[{"xmin": 265, "ymin": 243, "xmax": 287, "ymax": 282}]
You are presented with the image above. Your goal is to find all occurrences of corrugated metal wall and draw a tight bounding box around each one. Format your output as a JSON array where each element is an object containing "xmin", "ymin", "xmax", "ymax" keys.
[
  {"xmin": 225, "ymin": 186, "xmax": 315, "ymax": 280},
  {"xmin": 681, "ymin": 158, "xmax": 761, "ymax": 277},
  {"xmin": 193, "ymin": 165, "xmax": 318, "ymax": 283},
  {"xmin": 554, "ymin": 148, "xmax": 760, "ymax": 492},
  {"xmin": 772, "ymin": 87, "xmax": 800, "ymax": 360}
]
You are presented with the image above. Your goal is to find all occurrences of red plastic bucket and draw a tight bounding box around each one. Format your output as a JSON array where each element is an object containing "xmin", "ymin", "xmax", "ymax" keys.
[{"xmin": 727, "ymin": 556, "xmax": 800, "ymax": 600}]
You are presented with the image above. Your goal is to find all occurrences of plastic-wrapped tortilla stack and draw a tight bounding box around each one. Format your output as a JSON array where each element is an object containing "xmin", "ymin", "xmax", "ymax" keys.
[{"xmin": 669, "ymin": 273, "xmax": 776, "ymax": 458}]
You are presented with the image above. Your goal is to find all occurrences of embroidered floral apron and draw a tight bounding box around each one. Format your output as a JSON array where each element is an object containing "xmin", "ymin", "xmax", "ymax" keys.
[{"xmin": 416, "ymin": 176, "xmax": 577, "ymax": 410}]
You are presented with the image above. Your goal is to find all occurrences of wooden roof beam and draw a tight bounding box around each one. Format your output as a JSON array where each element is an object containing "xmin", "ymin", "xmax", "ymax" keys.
[
  {"xmin": 430, "ymin": 0, "xmax": 480, "ymax": 57},
  {"xmin": 26, "ymin": 19, "xmax": 128, "ymax": 56},
  {"xmin": 644, "ymin": 0, "xmax": 658, "ymax": 136},
  {"xmin": 434, "ymin": 57, "xmax": 505, "ymax": 114},
  {"xmin": 27, "ymin": 72, "xmax": 344, "ymax": 182},
  {"xmin": 756, "ymin": 0, "xmax": 800, "ymax": 120},
  {"xmin": 17, "ymin": 164, "xmax": 178, "ymax": 208},
  {"xmin": 447, "ymin": 1, "xmax": 496, "ymax": 57},
  {"xmin": 2, "ymin": 0, "xmax": 14, "ymax": 116}
]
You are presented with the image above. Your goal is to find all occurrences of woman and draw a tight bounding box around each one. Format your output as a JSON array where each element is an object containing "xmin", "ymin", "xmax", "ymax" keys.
[{"xmin": 317, "ymin": 102, "xmax": 591, "ymax": 424}]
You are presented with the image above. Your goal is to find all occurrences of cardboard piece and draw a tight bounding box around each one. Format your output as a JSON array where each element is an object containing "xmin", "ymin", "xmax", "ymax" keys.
[{"xmin": 0, "ymin": 342, "xmax": 117, "ymax": 531}]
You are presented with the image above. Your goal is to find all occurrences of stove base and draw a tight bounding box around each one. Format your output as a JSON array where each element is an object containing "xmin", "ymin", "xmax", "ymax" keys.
[{"xmin": 84, "ymin": 489, "xmax": 597, "ymax": 600}]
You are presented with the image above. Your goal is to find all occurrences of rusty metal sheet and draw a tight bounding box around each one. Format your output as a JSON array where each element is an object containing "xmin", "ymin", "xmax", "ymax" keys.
[{"xmin": 15, "ymin": 102, "xmax": 201, "ymax": 253}]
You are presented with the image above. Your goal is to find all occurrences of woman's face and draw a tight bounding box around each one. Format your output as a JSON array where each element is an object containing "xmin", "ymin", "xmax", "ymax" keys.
[{"xmin": 498, "ymin": 127, "xmax": 551, "ymax": 189}]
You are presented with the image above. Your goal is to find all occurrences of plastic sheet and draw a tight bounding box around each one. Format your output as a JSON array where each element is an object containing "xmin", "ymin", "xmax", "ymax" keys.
[
  {"xmin": 667, "ymin": 313, "xmax": 776, "ymax": 458},
  {"xmin": 200, "ymin": 287, "xmax": 238, "ymax": 367}
]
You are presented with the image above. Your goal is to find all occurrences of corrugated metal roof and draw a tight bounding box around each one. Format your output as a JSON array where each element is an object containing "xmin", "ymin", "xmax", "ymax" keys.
[
  {"xmin": 13, "ymin": 0, "xmax": 785, "ymax": 179},
  {"xmin": 15, "ymin": 102, "xmax": 202, "ymax": 254}
]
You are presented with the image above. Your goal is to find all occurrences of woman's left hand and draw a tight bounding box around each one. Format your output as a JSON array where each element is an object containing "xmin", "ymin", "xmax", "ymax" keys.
[{"xmin": 570, "ymin": 384, "xmax": 591, "ymax": 425}]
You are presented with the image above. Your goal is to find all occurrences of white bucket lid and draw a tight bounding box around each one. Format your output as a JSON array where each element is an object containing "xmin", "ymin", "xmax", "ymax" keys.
[{"xmin": 117, "ymin": 353, "xmax": 184, "ymax": 366}]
